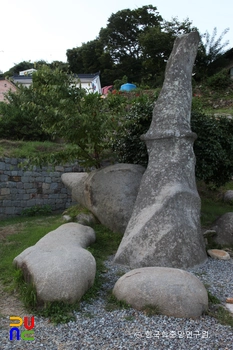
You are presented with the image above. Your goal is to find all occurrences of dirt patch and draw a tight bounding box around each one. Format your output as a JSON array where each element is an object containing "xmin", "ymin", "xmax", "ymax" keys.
[
  {"xmin": 0, "ymin": 139, "xmax": 23, "ymax": 147},
  {"xmin": 0, "ymin": 283, "xmax": 27, "ymax": 325},
  {"xmin": 0, "ymin": 222, "xmax": 29, "ymax": 323},
  {"xmin": 0, "ymin": 223, "xmax": 25, "ymax": 241}
]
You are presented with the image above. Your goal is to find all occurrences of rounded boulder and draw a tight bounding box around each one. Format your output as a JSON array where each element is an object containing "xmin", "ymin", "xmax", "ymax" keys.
[
  {"xmin": 113, "ymin": 267, "xmax": 208, "ymax": 318},
  {"xmin": 62, "ymin": 164, "xmax": 145, "ymax": 233},
  {"xmin": 211, "ymin": 212, "xmax": 233, "ymax": 246},
  {"xmin": 13, "ymin": 223, "xmax": 96, "ymax": 304}
]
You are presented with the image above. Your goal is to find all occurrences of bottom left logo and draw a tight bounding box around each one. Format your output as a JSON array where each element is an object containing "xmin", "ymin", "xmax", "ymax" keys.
[{"xmin": 9, "ymin": 316, "xmax": 35, "ymax": 341}]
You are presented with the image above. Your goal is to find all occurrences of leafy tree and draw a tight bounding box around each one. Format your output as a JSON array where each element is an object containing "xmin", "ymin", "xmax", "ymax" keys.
[
  {"xmin": 113, "ymin": 75, "xmax": 128, "ymax": 90},
  {"xmin": 4, "ymin": 61, "xmax": 34, "ymax": 76},
  {"xmin": 0, "ymin": 85, "xmax": 51, "ymax": 141},
  {"xmin": 47, "ymin": 60, "xmax": 68, "ymax": 72},
  {"xmin": 67, "ymin": 39, "xmax": 115, "ymax": 86},
  {"xmin": 66, "ymin": 44, "xmax": 90, "ymax": 74},
  {"xmin": 195, "ymin": 27, "xmax": 230, "ymax": 79},
  {"xmin": 4, "ymin": 60, "xmax": 68, "ymax": 77},
  {"xmin": 162, "ymin": 17, "xmax": 198, "ymax": 36},
  {"xmin": 110, "ymin": 93, "xmax": 154, "ymax": 165},
  {"xmin": 206, "ymin": 68, "xmax": 232, "ymax": 90},
  {"xmin": 110, "ymin": 94, "xmax": 233, "ymax": 187},
  {"xmin": 99, "ymin": 5, "xmax": 162, "ymax": 61},
  {"xmin": 139, "ymin": 17, "xmax": 198, "ymax": 87},
  {"xmin": 202, "ymin": 27, "xmax": 229, "ymax": 65},
  {"xmin": 192, "ymin": 111, "xmax": 233, "ymax": 187},
  {"xmin": 98, "ymin": 5, "xmax": 163, "ymax": 84},
  {"xmin": 138, "ymin": 27, "xmax": 172, "ymax": 87},
  {"xmin": 24, "ymin": 65, "xmax": 119, "ymax": 168}
]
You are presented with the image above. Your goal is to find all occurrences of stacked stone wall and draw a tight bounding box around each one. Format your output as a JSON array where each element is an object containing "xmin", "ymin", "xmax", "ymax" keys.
[{"xmin": 0, "ymin": 157, "xmax": 82, "ymax": 218}]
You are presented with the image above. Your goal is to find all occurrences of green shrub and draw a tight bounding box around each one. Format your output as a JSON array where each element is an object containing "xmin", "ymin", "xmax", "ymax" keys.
[
  {"xmin": 21, "ymin": 205, "xmax": 52, "ymax": 216},
  {"xmin": 111, "ymin": 93, "xmax": 154, "ymax": 166},
  {"xmin": 206, "ymin": 69, "xmax": 232, "ymax": 91},
  {"xmin": 192, "ymin": 111, "xmax": 233, "ymax": 187},
  {"xmin": 111, "ymin": 95, "xmax": 233, "ymax": 187},
  {"xmin": 0, "ymin": 87, "xmax": 51, "ymax": 141},
  {"xmin": 113, "ymin": 75, "xmax": 128, "ymax": 90}
]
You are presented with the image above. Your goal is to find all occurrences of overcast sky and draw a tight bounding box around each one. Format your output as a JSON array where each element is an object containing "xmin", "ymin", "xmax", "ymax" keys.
[{"xmin": 0, "ymin": 0, "xmax": 232, "ymax": 73}]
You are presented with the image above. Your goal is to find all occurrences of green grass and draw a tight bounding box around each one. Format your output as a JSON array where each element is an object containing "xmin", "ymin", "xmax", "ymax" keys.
[
  {"xmin": 201, "ymin": 197, "xmax": 233, "ymax": 227},
  {"xmin": 204, "ymin": 108, "xmax": 233, "ymax": 115},
  {"xmin": 63, "ymin": 204, "xmax": 92, "ymax": 220},
  {"xmin": 0, "ymin": 211, "xmax": 122, "ymax": 323},
  {"xmin": 198, "ymin": 180, "xmax": 233, "ymax": 228},
  {"xmin": 207, "ymin": 306, "xmax": 233, "ymax": 328},
  {"xmin": 0, "ymin": 215, "xmax": 62, "ymax": 287},
  {"xmin": 221, "ymin": 181, "xmax": 233, "ymax": 191},
  {"xmin": 81, "ymin": 223, "xmax": 122, "ymax": 302},
  {"xmin": 105, "ymin": 293, "xmax": 131, "ymax": 312},
  {"xmin": 207, "ymin": 290, "xmax": 221, "ymax": 304},
  {"xmin": 63, "ymin": 205, "xmax": 123, "ymax": 304},
  {"xmin": 142, "ymin": 304, "xmax": 161, "ymax": 317},
  {"xmin": 1, "ymin": 189, "xmax": 233, "ymax": 325},
  {"xmin": 205, "ymin": 289, "xmax": 233, "ymax": 328},
  {"xmin": 0, "ymin": 139, "xmax": 71, "ymax": 159}
]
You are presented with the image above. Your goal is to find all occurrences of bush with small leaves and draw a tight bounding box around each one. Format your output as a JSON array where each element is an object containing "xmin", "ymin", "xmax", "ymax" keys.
[
  {"xmin": 206, "ymin": 69, "xmax": 232, "ymax": 91},
  {"xmin": 111, "ymin": 95, "xmax": 233, "ymax": 187}
]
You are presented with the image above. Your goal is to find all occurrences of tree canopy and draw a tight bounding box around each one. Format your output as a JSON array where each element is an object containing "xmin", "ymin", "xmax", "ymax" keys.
[
  {"xmin": 5, "ymin": 6, "xmax": 230, "ymax": 87},
  {"xmin": 1, "ymin": 65, "xmax": 121, "ymax": 168},
  {"xmin": 195, "ymin": 27, "xmax": 230, "ymax": 78},
  {"xmin": 4, "ymin": 60, "xmax": 68, "ymax": 77},
  {"xmin": 66, "ymin": 6, "xmax": 229, "ymax": 87},
  {"xmin": 99, "ymin": 5, "xmax": 162, "ymax": 62}
]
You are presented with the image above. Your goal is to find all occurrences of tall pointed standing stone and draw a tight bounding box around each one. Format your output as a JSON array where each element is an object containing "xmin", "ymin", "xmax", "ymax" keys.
[{"xmin": 114, "ymin": 32, "xmax": 207, "ymax": 268}]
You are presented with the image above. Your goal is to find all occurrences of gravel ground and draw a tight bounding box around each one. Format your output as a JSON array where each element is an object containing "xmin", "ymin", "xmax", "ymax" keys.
[{"xmin": 0, "ymin": 256, "xmax": 233, "ymax": 350}]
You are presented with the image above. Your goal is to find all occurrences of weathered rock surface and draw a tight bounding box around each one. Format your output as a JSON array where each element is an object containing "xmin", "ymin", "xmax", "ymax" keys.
[
  {"xmin": 113, "ymin": 267, "xmax": 208, "ymax": 318},
  {"xmin": 76, "ymin": 212, "xmax": 98, "ymax": 226},
  {"xmin": 203, "ymin": 229, "xmax": 217, "ymax": 245},
  {"xmin": 211, "ymin": 212, "xmax": 233, "ymax": 246},
  {"xmin": 62, "ymin": 164, "xmax": 145, "ymax": 233},
  {"xmin": 225, "ymin": 303, "xmax": 233, "ymax": 314},
  {"xmin": 114, "ymin": 32, "xmax": 207, "ymax": 268},
  {"xmin": 207, "ymin": 249, "xmax": 231, "ymax": 260},
  {"xmin": 62, "ymin": 214, "xmax": 72, "ymax": 221},
  {"xmin": 61, "ymin": 172, "xmax": 88, "ymax": 199},
  {"xmin": 13, "ymin": 223, "xmax": 96, "ymax": 304},
  {"xmin": 224, "ymin": 190, "xmax": 233, "ymax": 203}
]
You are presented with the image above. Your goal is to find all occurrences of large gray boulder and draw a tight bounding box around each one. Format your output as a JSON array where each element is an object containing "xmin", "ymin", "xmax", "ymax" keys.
[
  {"xmin": 62, "ymin": 164, "xmax": 145, "ymax": 233},
  {"xmin": 113, "ymin": 267, "xmax": 208, "ymax": 319},
  {"xmin": 13, "ymin": 223, "xmax": 96, "ymax": 304},
  {"xmin": 211, "ymin": 212, "xmax": 233, "ymax": 246},
  {"xmin": 114, "ymin": 32, "xmax": 207, "ymax": 268}
]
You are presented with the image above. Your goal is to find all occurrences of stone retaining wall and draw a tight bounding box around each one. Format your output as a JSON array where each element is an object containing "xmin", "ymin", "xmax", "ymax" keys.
[{"xmin": 0, "ymin": 157, "xmax": 82, "ymax": 218}]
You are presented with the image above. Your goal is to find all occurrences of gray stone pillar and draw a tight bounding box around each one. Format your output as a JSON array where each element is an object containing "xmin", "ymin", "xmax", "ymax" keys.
[{"xmin": 114, "ymin": 32, "xmax": 207, "ymax": 268}]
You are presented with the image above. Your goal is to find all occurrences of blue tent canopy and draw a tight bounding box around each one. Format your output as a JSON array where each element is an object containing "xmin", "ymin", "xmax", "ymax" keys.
[{"xmin": 120, "ymin": 83, "xmax": 137, "ymax": 91}]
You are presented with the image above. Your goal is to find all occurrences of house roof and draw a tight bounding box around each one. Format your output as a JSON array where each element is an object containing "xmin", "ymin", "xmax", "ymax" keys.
[
  {"xmin": 11, "ymin": 72, "xmax": 101, "ymax": 87},
  {"xmin": 74, "ymin": 73, "xmax": 100, "ymax": 82},
  {"xmin": 12, "ymin": 75, "xmax": 33, "ymax": 84},
  {"xmin": 76, "ymin": 73, "xmax": 100, "ymax": 79},
  {"xmin": 12, "ymin": 73, "xmax": 100, "ymax": 83}
]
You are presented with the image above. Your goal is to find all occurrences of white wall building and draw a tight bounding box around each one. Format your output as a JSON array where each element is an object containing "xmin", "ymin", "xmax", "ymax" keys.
[{"xmin": 12, "ymin": 71, "xmax": 102, "ymax": 93}]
